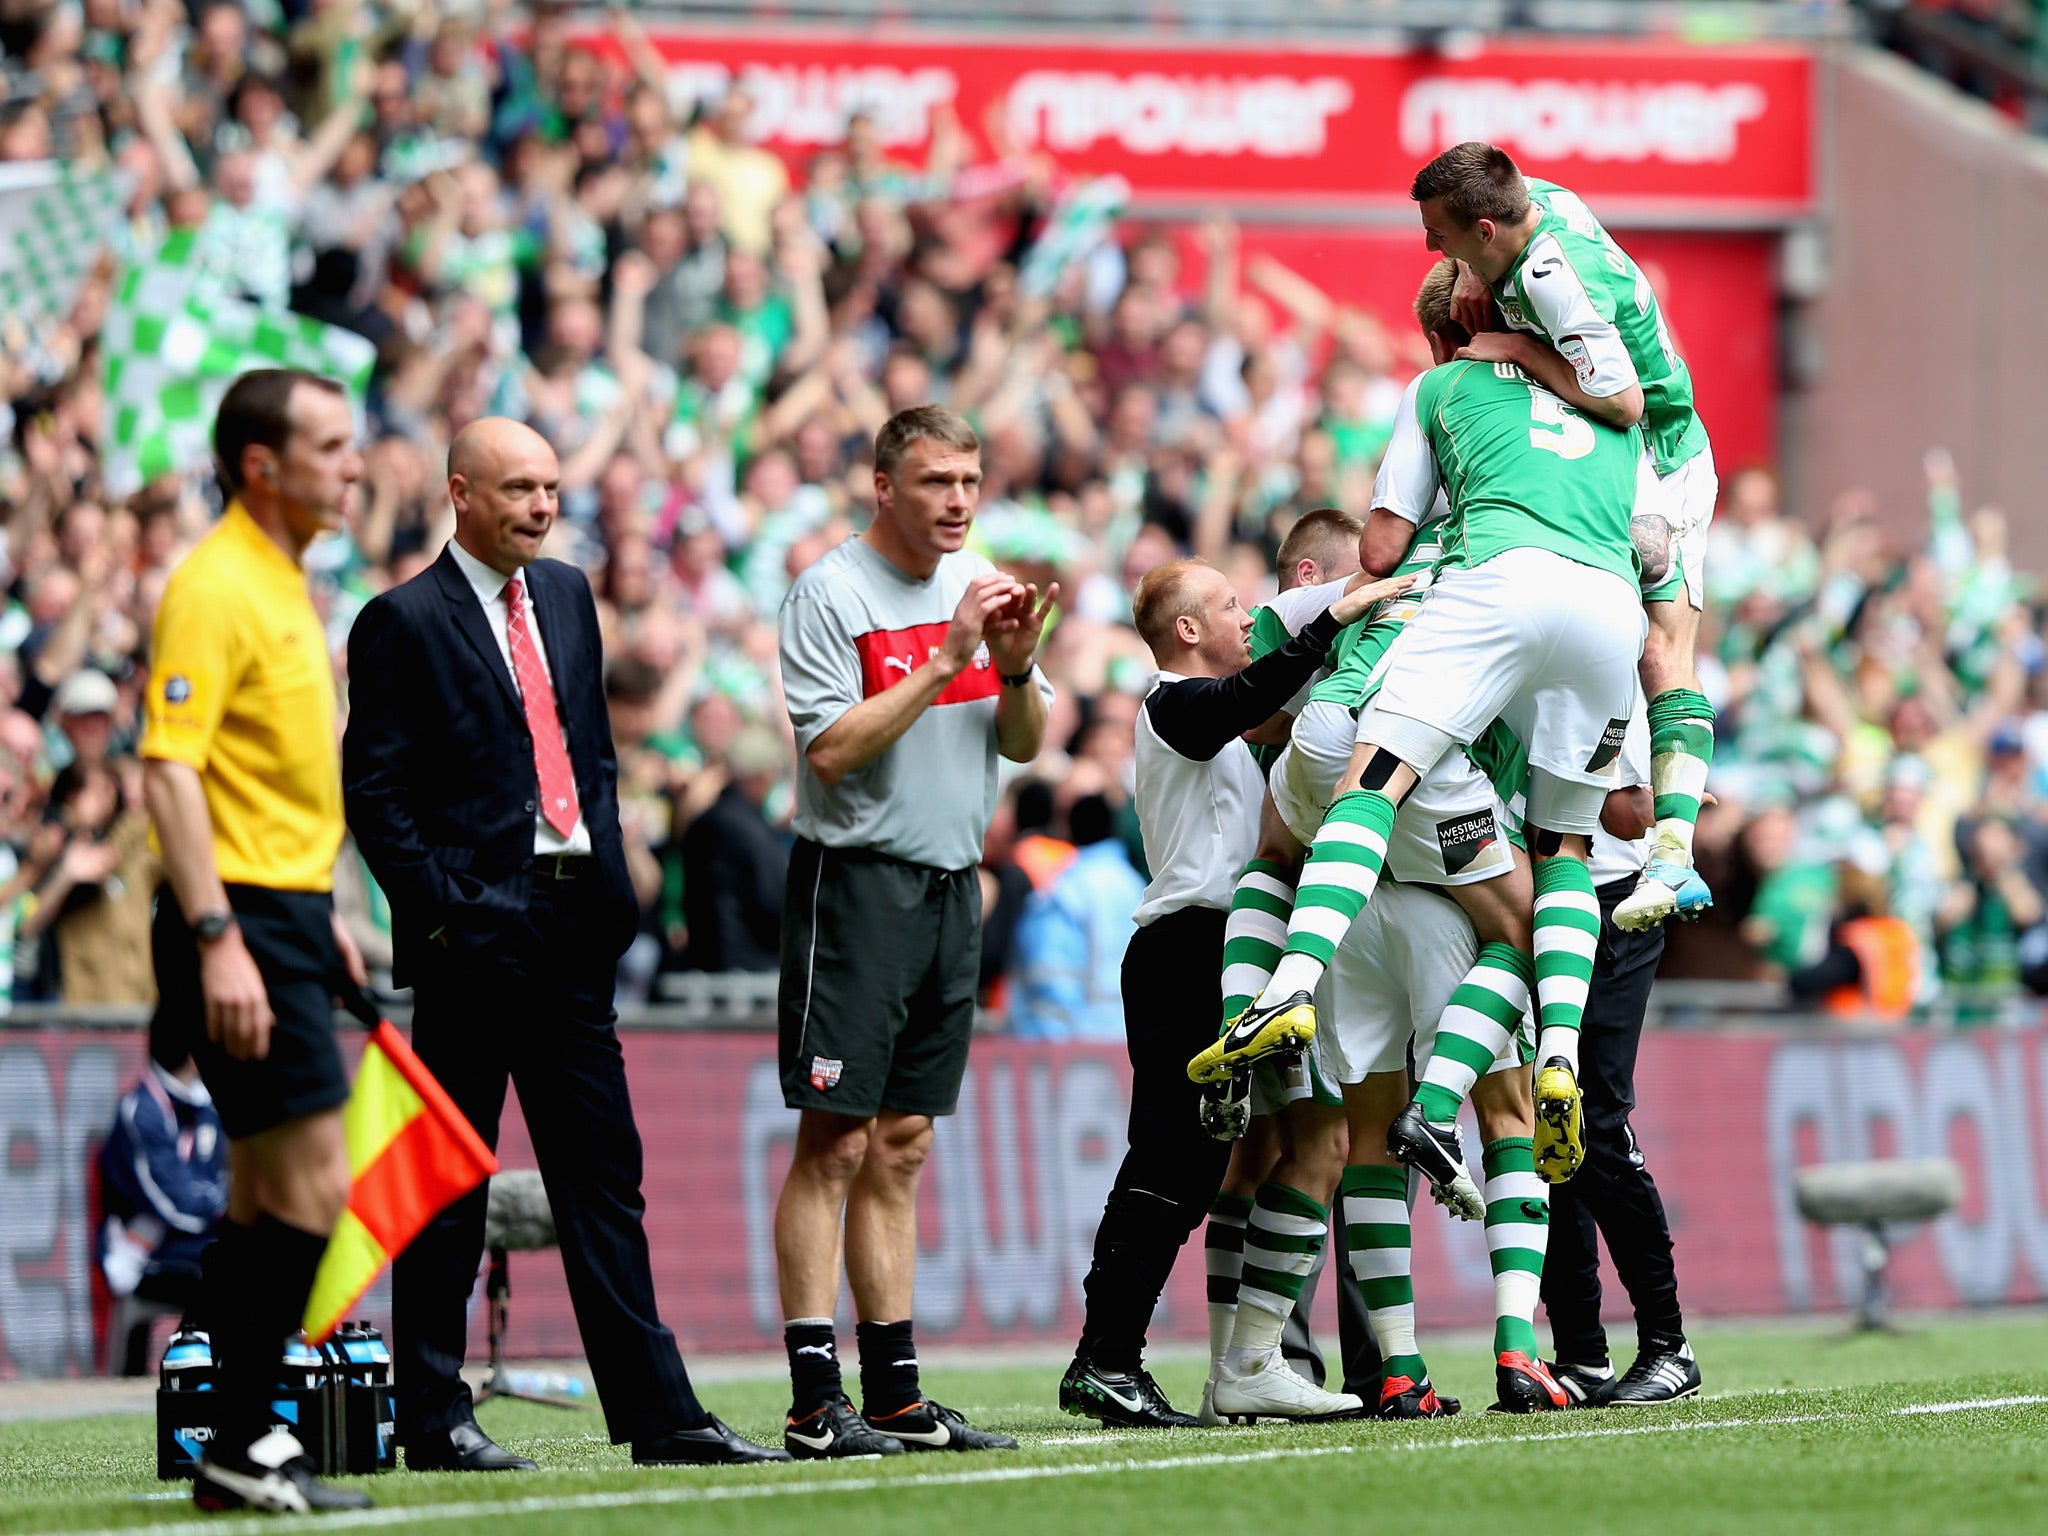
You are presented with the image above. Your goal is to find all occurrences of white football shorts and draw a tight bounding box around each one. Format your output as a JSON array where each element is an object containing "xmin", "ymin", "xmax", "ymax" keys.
[
  {"xmin": 1643, "ymin": 445, "xmax": 1717, "ymax": 613},
  {"xmin": 1269, "ymin": 700, "xmax": 1515, "ymax": 887},
  {"xmin": 1356, "ymin": 547, "xmax": 1645, "ymax": 836},
  {"xmin": 1320, "ymin": 880, "xmax": 1532, "ymax": 1085}
]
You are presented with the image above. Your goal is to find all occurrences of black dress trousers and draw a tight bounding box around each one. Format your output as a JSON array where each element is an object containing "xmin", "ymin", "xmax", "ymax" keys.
[
  {"xmin": 1539, "ymin": 877, "xmax": 1688, "ymax": 1364},
  {"xmin": 393, "ymin": 868, "xmax": 705, "ymax": 1446}
]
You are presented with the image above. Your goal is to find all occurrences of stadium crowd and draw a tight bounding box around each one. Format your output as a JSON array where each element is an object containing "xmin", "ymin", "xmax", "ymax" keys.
[{"xmin": 0, "ymin": 0, "xmax": 2041, "ymax": 1025}]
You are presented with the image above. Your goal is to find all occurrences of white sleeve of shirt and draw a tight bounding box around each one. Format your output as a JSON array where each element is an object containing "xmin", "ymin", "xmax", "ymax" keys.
[
  {"xmin": 1518, "ymin": 236, "xmax": 1639, "ymax": 400},
  {"xmin": 778, "ymin": 586, "xmax": 864, "ymax": 755},
  {"xmin": 1264, "ymin": 575, "xmax": 1350, "ymax": 636},
  {"xmin": 1370, "ymin": 374, "xmax": 1440, "ymax": 526}
]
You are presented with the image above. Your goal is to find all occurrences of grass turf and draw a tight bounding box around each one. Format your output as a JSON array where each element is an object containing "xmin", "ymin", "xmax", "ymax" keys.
[{"xmin": 3, "ymin": 1314, "xmax": 2046, "ymax": 1536}]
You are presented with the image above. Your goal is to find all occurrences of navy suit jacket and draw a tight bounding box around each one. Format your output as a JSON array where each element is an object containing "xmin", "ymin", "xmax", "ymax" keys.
[{"xmin": 343, "ymin": 546, "xmax": 638, "ymax": 986}]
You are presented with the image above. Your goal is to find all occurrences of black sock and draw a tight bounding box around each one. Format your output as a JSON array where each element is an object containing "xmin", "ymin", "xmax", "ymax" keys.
[
  {"xmin": 784, "ymin": 1319, "xmax": 843, "ymax": 1416},
  {"xmin": 184, "ymin": 1233, "xmax": 222, "ymax": 1339},
  {"xmin": 209, "ymin": 1214, "xmax": 330, "ymax": 1452},
  {"xmin": 856, "ymin": 1319, "xmax": 920, "ymax": 1418},
  {"xmin": 196, "ymin": 1220, "xmax": 256, "ymax": 1442}
]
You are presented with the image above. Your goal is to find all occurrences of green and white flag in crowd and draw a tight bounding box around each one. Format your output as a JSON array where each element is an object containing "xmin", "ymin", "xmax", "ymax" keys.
[
  {"xmin": 99, "ymin": 228, "xmax": 376, "ymax": 497},
  {"xmin": 0, "ymin": 162, "xmax": 125, "ymax": 335},
  {"xmin": 1019, "ymin": 175, "xmax": 1129, "ymax": 300}
]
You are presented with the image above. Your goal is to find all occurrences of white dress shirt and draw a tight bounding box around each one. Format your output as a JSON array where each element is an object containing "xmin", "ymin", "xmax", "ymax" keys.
[{"xmin": 447, "ymin": 539, "xmax": 594, "ymax": 855}]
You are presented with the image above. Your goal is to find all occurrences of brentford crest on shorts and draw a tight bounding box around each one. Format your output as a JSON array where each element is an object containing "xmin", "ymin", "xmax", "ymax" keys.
[{"xmin": 810, "ymin": 1056, "xmax": 844, "ymax": 1092}]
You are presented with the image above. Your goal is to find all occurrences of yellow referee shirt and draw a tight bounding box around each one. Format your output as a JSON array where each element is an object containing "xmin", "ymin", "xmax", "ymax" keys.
[{"xmin": 142, "ymin": 502, "xmax": 343, "ymax": 892}]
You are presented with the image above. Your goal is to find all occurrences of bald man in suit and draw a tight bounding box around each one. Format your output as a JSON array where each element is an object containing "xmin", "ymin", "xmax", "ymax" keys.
[{"xmin": 344, "ymin": 419, "xmax": 786, "ymax": 1471}]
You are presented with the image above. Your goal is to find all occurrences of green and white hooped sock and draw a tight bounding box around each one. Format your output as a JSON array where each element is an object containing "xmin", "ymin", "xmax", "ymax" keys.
[
  {"xmin": 1342, "ymin": 1164, "xmax": 1425, "ymax": 1386},
  {"xmin": 1483, "ymin": 1138, "xmax": 1548, "ymax": 1357},
  {"xmin": 1222, "ymin": 860, "xmax": 1295, "ymax": 1029},
  {"xmin": 1203, "ymin": 1192, "xmax": 1252, "ymax": 1364},
  {"xmin": 1226, "ymin": 1183, "xmax": 1327, "ymax": 1369},
  {"xmin": 1532, "ymin": 857, "xmax": 1600, "ymax": 1077},
  {"xmin": 1645, "ymin": 687, "xmax": 1714, "ymax": 864},
  {"xmin": 1258, "ymin": 790, "xmax": 1395, "ymax": 1007},
  {"xmin": 1414, "ymin": 943, "xmax": 1535, "ymax": 1125}
]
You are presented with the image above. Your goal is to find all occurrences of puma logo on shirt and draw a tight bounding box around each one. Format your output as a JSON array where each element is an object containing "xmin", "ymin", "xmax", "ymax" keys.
[{"xmin": 854, "ymin": 624, "xmax": 998, "ymax": 704}]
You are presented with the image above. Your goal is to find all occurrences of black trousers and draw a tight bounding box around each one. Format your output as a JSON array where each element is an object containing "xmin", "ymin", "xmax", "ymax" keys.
[
  {"xmin": 394, "ymin": 869, "xmax": 704, "ymax": 1446},
  {"xmin": 1539, "ymin": 877, "xmax": 1688, "ymax": 1364},
  {"xmin": 1076, "ymin": 907, "xmax": 1235, "ymax": 1370}
]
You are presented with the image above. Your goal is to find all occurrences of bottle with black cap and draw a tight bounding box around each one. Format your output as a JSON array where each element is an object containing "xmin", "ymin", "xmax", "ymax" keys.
[
  {"xmin": 335, "ymin": 1321, "xmax": 396, "ymax": 1473},
  {"xmin": 156, "ymin": 1326, "xmax": 217, "ymax": 1479}
]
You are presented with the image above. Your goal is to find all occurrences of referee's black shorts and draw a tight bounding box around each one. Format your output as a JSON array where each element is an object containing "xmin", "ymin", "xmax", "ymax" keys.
[
  {"xmin": 777, "ymin": 838, "xmax": 980, "ymax": 1120},
  {"xmin": 150, "ymin": 882, "xmax": 351, "ymax": 1141}
]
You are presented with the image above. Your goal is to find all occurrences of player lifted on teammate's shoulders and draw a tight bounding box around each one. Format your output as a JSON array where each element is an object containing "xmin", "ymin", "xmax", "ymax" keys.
[
  {"xmin": 1192, "ymin": 256, "xmax": 1648, "ymax": 1188},
  {"xmin": 1411, "ymin": 141, "xmax": 1719, "ymax": 934}
]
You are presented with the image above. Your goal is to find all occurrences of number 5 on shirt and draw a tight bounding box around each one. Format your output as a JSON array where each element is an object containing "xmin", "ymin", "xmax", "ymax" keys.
[{"xmin": 1526, "ymin": 387, "xmax": 1596, "ymax": 461}]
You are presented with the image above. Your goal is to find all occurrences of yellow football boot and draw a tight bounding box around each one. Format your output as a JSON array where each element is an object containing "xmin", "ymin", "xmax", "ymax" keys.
[
  {"xmin": 1532, "ymin": 1057, "xmax": 1585, "ymax": 1184},
  {"xmin": 1187, "ymin": 992, "xmax": 1317, "ymax": 1084}
]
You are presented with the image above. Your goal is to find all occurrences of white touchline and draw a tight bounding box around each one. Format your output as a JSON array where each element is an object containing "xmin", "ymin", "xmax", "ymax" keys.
[
  {"xmin": 48, "ymin": 1395, "xmax": 2048, "ymax": 1536},
  {"xmin": 1893, "ymin": 1396, "xmax": 2048, "ymax": 1416}
]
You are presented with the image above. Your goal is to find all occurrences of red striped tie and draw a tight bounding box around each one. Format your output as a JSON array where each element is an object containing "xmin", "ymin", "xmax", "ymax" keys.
[{"xmin": 505, "ymin": 574, "xmax": 581, "ymax": 839}]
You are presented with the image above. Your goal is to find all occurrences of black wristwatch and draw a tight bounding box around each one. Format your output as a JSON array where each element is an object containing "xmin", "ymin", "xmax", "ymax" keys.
[
  {"xmin": 192, "ymin": 907, "xmax": 236, "ymax": 944},
  {"xmin": 999, "ymin": 667, "xmax": 1036, "ymax": 688}
]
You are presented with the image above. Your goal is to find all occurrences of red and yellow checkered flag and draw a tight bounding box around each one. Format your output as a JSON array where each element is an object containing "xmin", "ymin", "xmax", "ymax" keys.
[{"xmin": 303, "ymin": 1020, "xmax": 498, "ymax": 1344}]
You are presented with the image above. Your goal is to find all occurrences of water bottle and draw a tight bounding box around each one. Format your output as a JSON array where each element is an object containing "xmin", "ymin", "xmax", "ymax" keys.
[
  {"xmin": 160, "ymin": 1327, "xmax": 214, "ymax": 1393},
  {"xmin": 280, "ymin": 1333, "xmax": 325, "ymax": 1390},
  {"xmin": 336, "ymin": 1321, "xmax": 397, "ymax": 1473},
  {"xmin": 275, "ymin": 1332, "xmax": 339, "ymax": 1474},
  {"xmin": 336, "ymin": 1322, "xmax": 392, "ymax": 1386},
  {"xmin": 156, "ymin": 1327, "xmax": 216, "ymax": 1479}
]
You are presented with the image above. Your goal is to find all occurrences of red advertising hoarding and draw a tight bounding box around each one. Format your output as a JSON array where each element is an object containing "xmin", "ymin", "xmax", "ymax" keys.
[
  {"xmin": 1190, "ymin": 225, "xmax": 1779, "ymax": 479},
  {"xmin": 594, "ymin": 31, "xmax": 1816, "ymax": 224},
  {"xmin": 585, "ymin": 30, "xmax": 1802, "ymax": 467},
  {"xmin": 6, "ymin": 1022, "xmax": 2047, "ymax": 1377}
]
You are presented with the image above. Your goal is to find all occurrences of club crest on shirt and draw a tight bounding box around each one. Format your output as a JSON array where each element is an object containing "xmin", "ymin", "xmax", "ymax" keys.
[
  {"xmin": 922, "ymin": 641, "xmax": 991, "ymax": 669},
  {"xmin": 1436, "ymin": 810, "xmax": 1500, "ymax": 876},
  {"xmin": 810, "ymin": 1056, "xmax": 843, "ymax": 1092},
  {"xmin": 163, "ymin": 675, "xmax": 192, "ymax": 704}
]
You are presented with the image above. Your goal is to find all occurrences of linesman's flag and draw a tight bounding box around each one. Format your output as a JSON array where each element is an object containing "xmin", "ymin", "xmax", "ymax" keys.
[{"xmin": 303, "ymin": 1021, "xmax": 498, "ymax": 1344}]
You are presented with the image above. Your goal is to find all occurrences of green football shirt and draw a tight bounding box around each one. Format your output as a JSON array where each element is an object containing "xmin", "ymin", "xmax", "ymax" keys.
[
  {"xmin": 1244, "ymin": 577, "xmax": 1349, "ymax": 773},
  {"xmin": 1299, "ymin": 519, "xmax": 1530, "ymax": 842},
  {"xmin": 1492, "ymin": 178, "xmax": 1709, "ymax": 477},
  {"xmin": 1413, "ymin": 358, "xmax": 1641, "ymax": 588},
  {"xmin": 1307, "ymin": 525, "xmax": 1446, "ymax": 711},
  {"xmin": 1247, "ymin": 602, "xmax": 1294, "ymax": 667}
]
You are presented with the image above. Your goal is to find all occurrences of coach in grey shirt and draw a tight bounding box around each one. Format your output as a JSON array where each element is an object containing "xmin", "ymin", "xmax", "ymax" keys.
[{"xmin": 771, "ymin": 405, "xmax": 1054, "ymax": 1458}]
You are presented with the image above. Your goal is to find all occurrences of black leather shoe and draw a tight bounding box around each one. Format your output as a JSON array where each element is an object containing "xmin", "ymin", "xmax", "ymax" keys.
[
  {"xmin": 634, "ymin": 1416, "xmax": 794, "ymax": 1466},
  {"xmin": 405, "ymin": 1421, "xmax": 537, "ymax": 1472}
]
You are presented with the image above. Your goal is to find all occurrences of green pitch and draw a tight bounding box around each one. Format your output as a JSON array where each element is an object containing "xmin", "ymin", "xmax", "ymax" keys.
[{"xmin": 4, "ymin": 1314, "xmax": 2046, "ymax": 1536}]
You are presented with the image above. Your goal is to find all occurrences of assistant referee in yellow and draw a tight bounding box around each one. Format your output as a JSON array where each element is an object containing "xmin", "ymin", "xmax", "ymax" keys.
[{"xmin": 144, "ymin": 369, "xmax": 371, "ymax": 1515}]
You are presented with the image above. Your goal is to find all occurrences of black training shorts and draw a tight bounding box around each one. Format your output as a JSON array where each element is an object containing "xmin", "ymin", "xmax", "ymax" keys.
[
  {"xmin": 777, "ymin": 838, "xmax": 981, "ymax": 1119},
  {"xmin": 151, "ymin": 883, "xmax": 351, "ymax": 1140}
]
